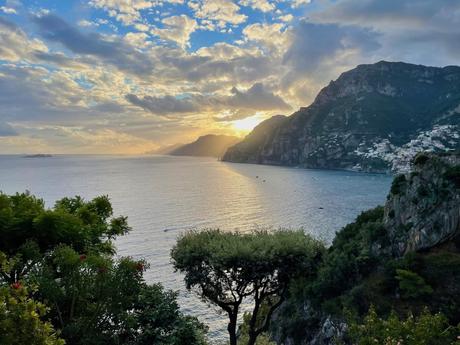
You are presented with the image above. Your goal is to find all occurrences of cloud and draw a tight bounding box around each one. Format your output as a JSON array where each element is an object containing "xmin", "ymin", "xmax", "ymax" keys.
[
  {"xmin": 278, "ymin": 14, "xmax": 293, "ymax": 22},
  {"xmin": 291, "ymin": 0, "xmax": 311, "ymax": 8},
  {"xmin": 310, "ymin": 0, "xmax": 460, "ymax": 63},
  {"xmin": 0, "ymin": 6, "xmax": 17, "ymax": 14},
  {"xmin": 32, "ymin": 13, "xmax": 154, "ymax": 75},
  {"xmin": 239, "ymin": 0, "xmax": 275, "ymax": 12},
  {"xmin": 213, "ymin": 110, "xmax": 254, "ymax": 122},
  {"xmin": 283, "ymin": 21, "xmax": 380, "ymax": 74},
  {"xmin": 226, "ymin": 83, "xmax": 291, "ymax": 110},
  {"xmin": 312, "ymin": 0, "xmax": 459, "ymax": 30},
  {"xmin": 152, "ymin": 15, "xmax": 197, "ymax": 48},
  {"xmin": 126, "ymin": 94, "xmax": 201, "ymax": 116},
  {"xmin": 89, "ymin": 0, "xmax": 154, "ymax": 25},
  {"xmin": 0, "ymin": 122, "xmax": 18, "ymax": 136},
  {"xmin": 0, "ymin": 17, "xmax": 47, "ymax": 62},
  {"xmin": 126, "ymin": 82, "xmax": 290, "ymax": 116},
  {"xmin": 190, "ymin": 0, "xmax": 247, "ymax": 29},
  {"xmin": 243, "ymin": 22, "xmax": 288, "ymax": 55}
]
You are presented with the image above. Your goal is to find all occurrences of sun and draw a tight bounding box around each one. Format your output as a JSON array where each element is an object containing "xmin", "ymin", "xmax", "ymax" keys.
[{"xmin": 231, "ymin": 116, "xmax": 261, "ymax": 134}]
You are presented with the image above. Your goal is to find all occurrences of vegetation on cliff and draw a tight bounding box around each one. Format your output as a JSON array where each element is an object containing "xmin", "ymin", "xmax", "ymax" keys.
[{"xmin": 271, "ymin": 153, "xmax": 460, "ymax": 344}]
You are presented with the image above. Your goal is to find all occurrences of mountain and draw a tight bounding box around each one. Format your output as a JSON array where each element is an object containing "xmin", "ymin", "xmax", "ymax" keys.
[
  {"xmin": 223, "ymin": 61, "xmax": 460, "ymax": 172},
  {"xmin": 146, "ymin": 143, "xmax": 184, "ymax": 155},
  {"xmin": 170, "ymin": 134, "xmax": 240, "ymax": 158}
]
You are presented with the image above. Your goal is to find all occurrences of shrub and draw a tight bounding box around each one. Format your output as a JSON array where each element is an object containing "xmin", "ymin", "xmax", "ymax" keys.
[
  {"xmin": 0, "ymin": 283, "xmax": 64, "ymax": 345},
  {"xmin": 349, "ymin": 306, "xmax": 460, "ymax": 345},
  {"xmin": 395, "ymin": 269, "xmax": 433, "ymax": 299}
]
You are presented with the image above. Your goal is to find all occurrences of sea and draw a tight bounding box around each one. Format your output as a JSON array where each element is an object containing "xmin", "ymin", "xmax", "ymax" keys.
[{"xmin": 0, "ymin": 154, "xmax": 392, "ymax": 340}]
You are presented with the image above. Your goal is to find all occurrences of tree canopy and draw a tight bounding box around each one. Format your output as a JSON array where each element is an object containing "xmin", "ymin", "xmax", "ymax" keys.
[
  {"xmin": 0, "ymin": 192, "xmax": 207, "ymax": 345},
  {"xmin": 171, "ymin": 229, "xmax": 325, "ymax": 345}
]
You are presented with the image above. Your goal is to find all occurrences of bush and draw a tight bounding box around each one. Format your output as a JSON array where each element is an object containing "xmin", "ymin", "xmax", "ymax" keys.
[
  {"xmin": 0, "ymin": 283, "xmax": 64, "ymax": 345},
  {"xmin": 395, "ymin": 269, "xmax": 433, "ymax": 299},
  {"xmin": 349, "ymin": 306, "xmax": 460, "ymax": 345}
]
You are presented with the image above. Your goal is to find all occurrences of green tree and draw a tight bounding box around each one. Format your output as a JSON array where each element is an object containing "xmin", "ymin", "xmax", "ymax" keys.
[
  {"xmin": 0, "ymin": 282, "xmax": 65, "ymax": 345},
  {"xmin": 0, "ymin": 192, "xmax": 207, "ymax": 345},
  {"xmin": 32, "ymin": 245, "xmax": 208, "ymax": 345},
  {"xmin": 349, "ymin": 306, "xmax": 460, "ymax": 345},
  {"xmin": 0, "ymin": 192, "xmax": 130, "ymax": 283},
  {"xmin": 171, "ymin": 229, "xmax": 324, "ymax": 345}
]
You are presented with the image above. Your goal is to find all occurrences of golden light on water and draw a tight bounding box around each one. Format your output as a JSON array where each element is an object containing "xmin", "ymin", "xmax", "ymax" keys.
[{"xmin": 231, "ymin": 116, "xmax": 261, "ymax": 134}]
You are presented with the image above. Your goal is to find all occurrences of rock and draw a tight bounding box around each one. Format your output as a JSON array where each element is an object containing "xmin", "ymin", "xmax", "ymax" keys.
[
  {"xmin": 383, "ymin": 152, "xmax": 460, "ymax": 256},
  {"xmin": 310, "ymin": 317, "xmax": 347, "ymax": 345}
]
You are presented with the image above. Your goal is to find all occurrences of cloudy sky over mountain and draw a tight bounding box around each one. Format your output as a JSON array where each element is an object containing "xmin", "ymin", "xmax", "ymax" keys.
[{"xmin": 0, "ymin": 0, "xmax": 459, "ymax": 153}]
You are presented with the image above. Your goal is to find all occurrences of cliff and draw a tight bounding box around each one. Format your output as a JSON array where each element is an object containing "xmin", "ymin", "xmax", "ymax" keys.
[
  {"xmin": 383, "ymin": 152, "xmax": 460, "ymax": 256},
  {"xmin": 223, "ymin": 61, "xmax": 460, "ymax": 172},
  {"xmin": 272, "ymin": 152, "xmax": 460, "ymax": 344}
]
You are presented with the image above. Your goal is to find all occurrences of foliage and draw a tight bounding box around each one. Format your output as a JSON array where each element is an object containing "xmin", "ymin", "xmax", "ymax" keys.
[
  {"xmin": 349, "ymin": 306, "xmax": 460, "ymax": 345},
  {"xmin": 30, "ymin": 245, "xmax": 207, "ymax": 345},
  {"xmin": 395, "ymin": 269, "xmax": 433, "ymax": 299},
  {"xmin": 239, "ymin": 310, "xmax": 276, "ymax": 345},
  {"xmin": 125, "ymin": 284, "xmax": 208, "ymax": 345},
  {"xmin": 0, "ymin": 192, "xmax": 130, "ymax": 283},
  {"xmin": 0, "ymin": 192, "xmax": 207, "ymax": 345},
  {"xmin": 171, "ymin": 229, "xmax": 324, "ymax": 345},
  {"xmin": 309, "ymin": 207, "xmax": 384, "ymax": 311},
  {"xmin": 32, "ymin": 245, "xmax": 144, "ymax": 345},
  {"xmin": 0, "ymin": 282, "xmax": 65, "ymax": 345}
]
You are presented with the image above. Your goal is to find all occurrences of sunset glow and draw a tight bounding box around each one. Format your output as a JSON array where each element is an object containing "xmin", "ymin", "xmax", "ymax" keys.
[
  {"xmin": 231, "ymin": 116, "xmax": 262, "ymax": 134},
  {"xmin": 0, "ymin": 0, "xmax": 458, "ymax": 154}
]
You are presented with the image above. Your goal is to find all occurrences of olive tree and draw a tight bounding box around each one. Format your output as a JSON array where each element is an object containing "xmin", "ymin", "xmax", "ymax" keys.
[{"xmin": 171, "ymin": 229, "xmax": 325, "ymax": 345}]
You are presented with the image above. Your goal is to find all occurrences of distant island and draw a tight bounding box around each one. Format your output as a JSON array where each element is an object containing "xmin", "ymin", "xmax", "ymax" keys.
[
  {"xmin": 23, "ymin": 154, "xmax": 53, "ymax": 158},
  {"xmin": 167, "ymin": 134, "xmax": 240, "ymax": 158},
  {"xmin": 223, "ymin": 61, "xmax": 460, "ymax": 173}
]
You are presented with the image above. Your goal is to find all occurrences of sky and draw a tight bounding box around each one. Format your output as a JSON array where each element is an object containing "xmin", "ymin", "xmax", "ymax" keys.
[{"xmin": 0, "ymin": 0, "xmax": 459, "ymax": 154}]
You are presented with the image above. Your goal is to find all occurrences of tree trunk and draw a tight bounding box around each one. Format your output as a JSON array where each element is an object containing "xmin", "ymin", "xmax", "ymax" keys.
[
  {"xmin": 247, "ymin": 297, "xmax": 261, "ymax": 345},
  {"xmin": 247, "ymin": 333, "xmax": 258, "ymax": 345},
  {"xmin": 228, "ymin": 312, "xmax": 238, "ymax": 345}
]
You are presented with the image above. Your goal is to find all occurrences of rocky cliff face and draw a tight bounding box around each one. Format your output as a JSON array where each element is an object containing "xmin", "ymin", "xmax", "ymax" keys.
[
  {"xmin": 383, "ymin": 152, "xmax": 460, "ymax": 256},
  {"xmin": 272, "ymin": 152, "xmax": 460, "ymax": 345},
  {"xmin": 223, "ymin": 61, "xmax": 460, "ymax": 172}
]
